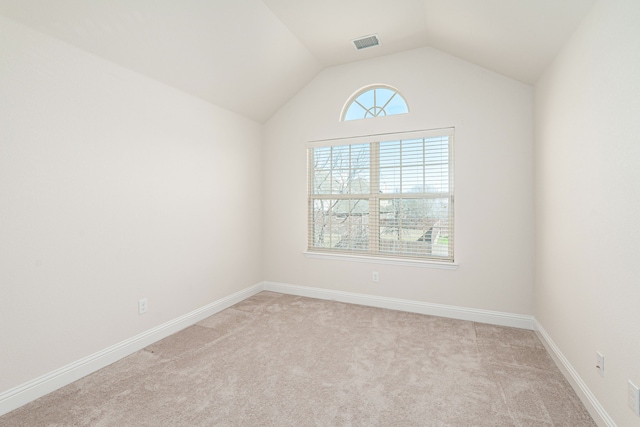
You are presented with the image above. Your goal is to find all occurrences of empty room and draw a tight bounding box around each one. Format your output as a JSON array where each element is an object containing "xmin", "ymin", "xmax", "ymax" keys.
[{"xmin": 1, "ymin": 0, "xmax": 639, "ymax": 425}]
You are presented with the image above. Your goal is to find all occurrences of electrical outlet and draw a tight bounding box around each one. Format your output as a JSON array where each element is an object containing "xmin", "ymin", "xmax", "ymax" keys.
[
  {"xmin": 138, "ymin": 298, "xmax": 148, "ymax": 315},
  {"xmin": 372, "ymin": 271, "xmax": 379, "ymax": 282},
  {"xmin": 629, "ymin": 380, "xmax": 640, "ymax": 416},
  {"xmin": 595, "ymin": 352, "xmax": 604, "ymax": 377}
]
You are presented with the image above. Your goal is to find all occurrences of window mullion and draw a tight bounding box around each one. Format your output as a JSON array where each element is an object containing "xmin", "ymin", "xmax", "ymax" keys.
[
  {"xmin": 398, "ymin": 141, "xmax": 403, "ymax": 243},
  {"xmin": 370, "ymin": 142, "xmax": 380, "ymax": 254},
  {"xmin": 422, "ymin": 138, "xmax": 426, "ymax": 192},
  {"xmin": 328, "ymin": 148, "xmax": 333, "ymax": 247}
]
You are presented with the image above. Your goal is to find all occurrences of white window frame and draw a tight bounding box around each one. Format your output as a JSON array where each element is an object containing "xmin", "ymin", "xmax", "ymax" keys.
[{"xmin": 306, "ymin": 128, "xmax": 456, "ymax": 267}]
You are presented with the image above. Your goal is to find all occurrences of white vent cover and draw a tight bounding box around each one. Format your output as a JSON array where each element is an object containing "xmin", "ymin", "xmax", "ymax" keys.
[{"xmin": 352, "ymin": 34, "xmax": 380, "ymax": 50}]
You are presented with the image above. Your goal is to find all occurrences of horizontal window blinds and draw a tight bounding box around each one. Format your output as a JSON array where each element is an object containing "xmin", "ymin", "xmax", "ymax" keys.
[{"xmin": 308, "ymin": 128, "xmax": 454, "ymax": 262}]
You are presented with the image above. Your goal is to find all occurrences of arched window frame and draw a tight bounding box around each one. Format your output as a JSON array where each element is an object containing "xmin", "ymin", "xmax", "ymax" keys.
[{"xmin": 340, "ymin": 84, "xmax": 409, "ymax": 122}]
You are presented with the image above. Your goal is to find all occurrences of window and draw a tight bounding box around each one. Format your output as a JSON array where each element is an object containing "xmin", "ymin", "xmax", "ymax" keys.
[
  {"xmin": 341, "ymin": 85, "xmax": 409, "ymax": 121},
  {"xmin": 307, "ymin": 128, "xmax": 454, "ymax": 263}
]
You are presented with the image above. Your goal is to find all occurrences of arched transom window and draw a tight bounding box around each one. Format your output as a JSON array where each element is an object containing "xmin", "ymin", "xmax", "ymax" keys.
[{"xmin": 341, "ymin": 84, "xmax": 409, "ymax": 121}]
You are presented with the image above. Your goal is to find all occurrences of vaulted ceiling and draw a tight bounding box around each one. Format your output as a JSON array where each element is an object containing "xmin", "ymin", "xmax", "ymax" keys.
[{"xmin": 0, "ymin": 0, "xmax": 595, "ymax": 122}]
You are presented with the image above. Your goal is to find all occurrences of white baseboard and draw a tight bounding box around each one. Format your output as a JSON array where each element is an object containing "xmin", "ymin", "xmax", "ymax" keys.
[
  {"xmin": 534, "ymin": 320, "xmax": 615, "ymax": 427},
  {"xmin": 263, "ymin": 281, "xmax": 535, "ymax": 330},
  {"xmin": 0, "ymin": 282, "xmax": 264, "ymax": 417}
]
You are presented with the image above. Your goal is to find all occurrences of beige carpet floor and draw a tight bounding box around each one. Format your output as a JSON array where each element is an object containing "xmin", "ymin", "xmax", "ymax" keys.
[{"xmin": 0, "ymin": 291, "xmax": 596, "ymax": 426}]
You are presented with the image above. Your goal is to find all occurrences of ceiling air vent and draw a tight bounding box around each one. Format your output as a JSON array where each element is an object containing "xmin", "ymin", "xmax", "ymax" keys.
[{"xmin": 352, "ymin": 34, "xmax": 380, "ymax": 50}]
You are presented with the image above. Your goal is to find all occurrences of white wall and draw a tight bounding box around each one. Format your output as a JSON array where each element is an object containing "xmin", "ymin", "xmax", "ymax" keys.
[
  {"xmin": 0, "ymin": 16, "xmax": 262, "ymax": 393},
  {"xmin": 534, "ymin": 0, "xmax": 640, "ymax": 425},
  {"xmin": 263, "ymin": 47, "xmax": 534, "ymax": 315}
]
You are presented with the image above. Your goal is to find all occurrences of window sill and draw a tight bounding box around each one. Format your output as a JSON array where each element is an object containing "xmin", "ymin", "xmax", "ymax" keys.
[{"xmin": 303, "ymin": 251, "xmax": 459, "ymax": 270}]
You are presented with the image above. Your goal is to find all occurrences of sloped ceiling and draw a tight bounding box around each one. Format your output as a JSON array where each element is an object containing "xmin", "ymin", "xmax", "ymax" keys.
[{"xmin": 0, "ymin": 0, "xmax": 595, "ymax": 122}]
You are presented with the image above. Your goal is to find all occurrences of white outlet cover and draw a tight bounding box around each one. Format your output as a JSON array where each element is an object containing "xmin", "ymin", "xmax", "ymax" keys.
[{"xmin": 138, "ymin": 298, "xmax": 148, "ymax": 315}]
